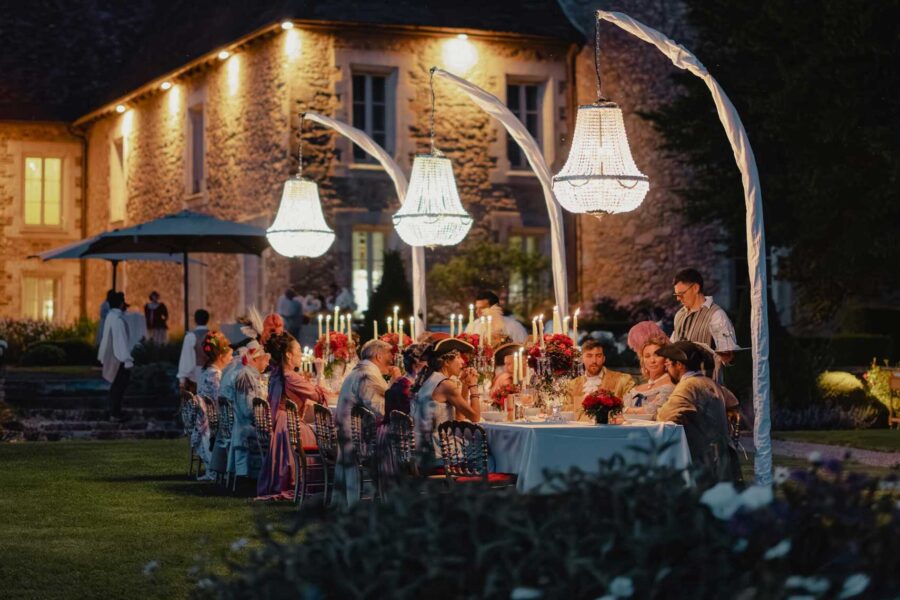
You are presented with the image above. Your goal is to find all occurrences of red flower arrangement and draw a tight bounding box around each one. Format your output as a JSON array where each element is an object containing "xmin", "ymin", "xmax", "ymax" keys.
[
  {"xmin": 379, "ymin": 332, "xmax": 412, "ymax": 357},
  {"xmin": 527, "ymin": 334, "xmax": 577, "ymax": 377},
  {"xmin": 314, "ymin": 332, "xmax": 351, "ymax": 363},
  {"xmin": 491, "ymin": 382, "xmax": 519, "ymax": 410},
  {"xmin": 582, "ymin": 389, "xmax": 624, "ymax": 425},
  {"xmin": 455, "ymin": 332, "xmax": 494, "ymax": 360}
]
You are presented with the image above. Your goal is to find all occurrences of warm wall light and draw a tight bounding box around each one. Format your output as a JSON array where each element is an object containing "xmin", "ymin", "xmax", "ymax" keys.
[
  {"xmin": 217, "ymin": 50, "xmax": 230, "ymax": 60},
  {"xmin": 442, "ymin": 36, "xmax": 477, "ymax": 74},
  {"xmin": 284, "ymin": 28, "xmax": 301, "ymax": 60},
  {"xmin": 160, "ymin": 81, "xmax": 172, "ymax": 91},
  {"xmin": 226, "ymin": 54, "xmax": 240, "ymax": 95},
  {"xmin": 115, "ymin": 104, "xmax": 126, "ymax": 113},
  {"xmin": 168, "ymin": 84, "xmax": 180, "ymax": 116},
  {"xmin": 121, "ymin": 110, "xmax": 134, "ymax": 137},
  {"xmin": 281, "ymin": 21, "xmax": 294, "ymax": 30}
]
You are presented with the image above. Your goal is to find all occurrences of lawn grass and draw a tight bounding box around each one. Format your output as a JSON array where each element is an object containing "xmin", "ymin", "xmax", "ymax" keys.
[
  {"xmin": 0, "ymin": 439, "xmax": 292, "ymax": 600},
  {"xmin": 772, "ymin": 430, "xmax": 900, "ymax": 453}
]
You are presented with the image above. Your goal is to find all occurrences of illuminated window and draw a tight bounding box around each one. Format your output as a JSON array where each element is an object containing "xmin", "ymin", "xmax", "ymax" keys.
[
  {"xmin": 23, "ymin": 277, "xmax": 57, "ymax": 321},
  {"xmin": 24, "ymin": 156, "xmax": 62, "ymax": 226},
  {"xmin": 351, "ymin": 72, "xmax": 395, "ymax": 162},
  {"xmin": 506, "ymin": 83, "xmax": 542, "ymax": 169},
  {"xmin": 188, "ymin": 104, "xmax": 205, "ymax": 194},
  {"xmin": 508, "ymin": 233, "xmax": 545, "ymax": 315},
  {"xmin": 351, "ymin": 228, "xmax": 385, "ymax": 315},
  {"xmin": 109, "ymin": 137, "xmax": 126, "ymax": 222}
]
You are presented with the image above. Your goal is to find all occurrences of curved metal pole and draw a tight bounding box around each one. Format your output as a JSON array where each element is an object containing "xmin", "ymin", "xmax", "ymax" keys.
[
  {"xmin": 302, "ymin": 112, "xmax": 427, "ymax": 333},
  {"xmin": 597, "ymin": 10, "xmax": 772, "ymax": 484},
  {"xmin": 431, "ymin": 68, "xmax": 569, "ymax": 318}
]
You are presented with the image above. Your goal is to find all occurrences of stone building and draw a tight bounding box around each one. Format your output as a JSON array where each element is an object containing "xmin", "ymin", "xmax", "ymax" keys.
[{"xmin": 1, "ymin": 1, "xmax": 765, "ymax": 332}]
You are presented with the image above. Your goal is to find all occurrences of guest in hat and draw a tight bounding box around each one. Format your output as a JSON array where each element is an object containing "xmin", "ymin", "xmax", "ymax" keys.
[
  {"xmin": 490, "ymin": 342, "xmax": 522, "ymax": 397},
  {"xmin": 97, "ymin": 291, "xmax": 133, "ymax": 421},
  {"xmin": 622, "ymin": 322, "xmax": 674, "ymax": 420},
  {"xmin": 384, "ymin": 343, "xmax": 429, "ymax": 421},
  {"xmin": 655, "ymin": 341, "xmax": 741, "ymax": 483},
  {"xmin": 410, "ymin": 338, "xmax": 481, "ymax": 467}
]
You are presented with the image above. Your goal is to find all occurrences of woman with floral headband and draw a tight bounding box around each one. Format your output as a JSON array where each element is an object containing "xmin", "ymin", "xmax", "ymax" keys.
[{"xmin": 192, "ymin": 330, "xmax": 231, "ymax": 481}]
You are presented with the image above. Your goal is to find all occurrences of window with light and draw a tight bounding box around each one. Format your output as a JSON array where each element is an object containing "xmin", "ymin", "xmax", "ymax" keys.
[
  {"xmin": 24, "ymin": 156, "xmax": 62, "ymax": 226},
  {"xmin": 351, "ymin": 72, "xmax": 394, "ymax": 162},
  {"xmin": 351, "ymin": 229, "xmax": 385, "ymax": 315},
  {"xmin": 23, "ymin": 277, "xmax": 57, "ymax": 321}
]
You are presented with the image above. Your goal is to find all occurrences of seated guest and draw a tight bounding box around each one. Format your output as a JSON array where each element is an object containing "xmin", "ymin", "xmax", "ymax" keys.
[
  {"xmin": 225, "ymin": 342, "xmax": 269, "ymax": 485},
  {"xmin": 411, "ymin": 339, "xmax": 481, "ymax": 466},
  {"xmin": 194, "ymin": 331, "xmax": 231, "ymax": 481},
  {"xmin": 333, "ymin": 339, "xmax": 401, "ymax": 506},
  {"xmin": 385, "ymin": 343, "xmax": 429, "ymax": 420},
  {"xmin": 177, "ymin": 309, "xmax": 210, "ymax": 393},
  {"xmin": 490, "ymin": 343, "xmax": 522, "ymax": 397},
  {"xmin": 260, "ymin": 313, "xmax": 285, "ymax": 346},
  {"xmin": 655, "ymin": 342, "xmax": 741, "ymax": 482},
  {"xmin": 257, "ymin": 333, "xmax": 327, "ymax": 500},
  {"xmin": 623, "ymin": 322, "xmax": 675, "ymax": 420},
  {"xmin": 565, "ymin": 339, "xmax": 635, "ymax": 422}
]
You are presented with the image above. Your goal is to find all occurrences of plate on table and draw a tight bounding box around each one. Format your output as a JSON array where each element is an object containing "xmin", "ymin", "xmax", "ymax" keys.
[{"xmin": 482, "ymin": 412, "xmax": 504, "ymax": 423}]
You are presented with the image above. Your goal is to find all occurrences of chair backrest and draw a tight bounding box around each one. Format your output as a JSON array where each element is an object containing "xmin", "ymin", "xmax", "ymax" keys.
[
  {"xmin": 200, "ymin": 395, "xmax": 218, "ymax": 440},
  {"xmin": 437, "ymin": 420, "xmax": 489, "ymax": 479},
  {"xmin": 350, "ymin": 404, "xmax": 378, "ymax": 465},
  {"xmin": 389, "ymin": 410, "xmax": 416, "ymax": 474},
  {"xmin": 179, "ymin": 391, "xmax": 196, "ymax": 434},
  {"xmin": 217, "ymin": 396, "xmax": 235, "ymax": 444},
  {"xmin": 283, "ymin": 399, "xmax": 301, "ymax": 450},
  {"xmin": 252, "ymin": 397, "xmax": 273, "ymax": 452},
  {"xmin": 312, "ymin": 403, "xmax": 338, "ymax": 461}
]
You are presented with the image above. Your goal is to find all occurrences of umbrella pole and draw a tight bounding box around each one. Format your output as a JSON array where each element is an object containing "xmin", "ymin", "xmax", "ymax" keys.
[
  {"xmin": 111, "ymin": 260, "xmax": 119, "ymax": 291},
  {"xmin": 183, "ymin": 252, "xmax": 190, "ymax": 332}
]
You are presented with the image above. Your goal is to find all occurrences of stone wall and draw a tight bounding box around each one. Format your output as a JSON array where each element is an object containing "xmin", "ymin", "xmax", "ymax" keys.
[{"xmin": 0, "ymin": 121, "xmax": 84, "ymax": 322}]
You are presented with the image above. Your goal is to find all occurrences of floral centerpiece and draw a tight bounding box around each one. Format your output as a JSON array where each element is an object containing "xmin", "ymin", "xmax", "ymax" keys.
[
  {"xmin": 379, "ymin": 332, "xmax": 412, "ymax": 357},
  {"xmin": 314, "ymin": 332, "xmax": 352, "ymax": 378},
  {"xmin": 490, "ymin": 383, "xmax": 519, "ymax": 411},
  {"xmin": 454, "ymin": 332, "xmax": 494, "ymax": 384},
  {"xmin": 527, "ymin": 334, "xmax": 577, "ymax": 378},
  {"xmin": 582, "ymin": 389, "xmax": 624, "ymax": 425}
]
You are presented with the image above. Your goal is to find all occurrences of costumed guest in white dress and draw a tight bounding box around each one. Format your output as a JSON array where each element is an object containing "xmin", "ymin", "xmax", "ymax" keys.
[
  {"xmin": 193, "ymin": 330, "xmax": 231, "ymax": 481},
  {"xmin": 333, "ymin": 339, "xmax": 401, "ymax": 507},
  {"xmin": 225, "ymin": 341, "xmax": 269, "ymax": 484},
  {"xmin": 623, "ymin": 322, "xmax": 675, "ymax": 421},
  {"xmin": 410, "ymin": 338, "xmax": 481, "ymax": 471}
]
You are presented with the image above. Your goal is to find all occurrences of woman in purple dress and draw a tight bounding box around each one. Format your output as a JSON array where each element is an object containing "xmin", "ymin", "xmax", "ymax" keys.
[{"xmin": 256, "ymin": 332, "xmax": 327, "ymax": 500}]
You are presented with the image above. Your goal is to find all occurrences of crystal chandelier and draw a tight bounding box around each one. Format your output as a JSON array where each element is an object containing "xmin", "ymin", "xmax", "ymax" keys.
[
  {"xmin": 552, "ymin": 22, "xmax": 649, "ymax": 216},
  {"xmin": 267, "ymin": 118, "xmax": 336, "ymax": 257},
  {"xmin": 393, "ymin": 68, "xmax": 473, "ymax": 246}
]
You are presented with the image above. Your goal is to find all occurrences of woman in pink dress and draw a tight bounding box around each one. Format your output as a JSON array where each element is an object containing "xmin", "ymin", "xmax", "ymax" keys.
[{"xmin": 256, "ymin": 332, "xmax": 327, "ymax": 500}]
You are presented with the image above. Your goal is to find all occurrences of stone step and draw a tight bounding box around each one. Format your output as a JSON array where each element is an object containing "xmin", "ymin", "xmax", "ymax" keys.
[
  {"xmin": 20, "ymin": 407, "xmax": 179, "ymax": 421},
  {"xmin": 7, "ymin": 394, "xmax": 178, "ymax": 410}
]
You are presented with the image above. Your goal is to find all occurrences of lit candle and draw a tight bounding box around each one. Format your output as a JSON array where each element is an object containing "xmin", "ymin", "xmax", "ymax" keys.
[
  {"xmin": 334, "ymin": 306, "xmax": 339, "ymax": 332},
  {"xmin": 449, "ymin": 314, "xmax": 456, "ymax": 338},
  {"xmin": 326, "ymin": 317, "xmax": 331, "ymax": 348},
  {"xmin": 458, "ymin": 314, "xmax": 464, "ymax": 334},
  {"xmin": 346, "ymin": 313, "xmax": 352, "ymax": 336},
  {"xmin": 513, "ymin": 351, "xmax": 519, "ymax": 385},
  {"xmin": 409, "ymin": 315, "xmax": 416, "ymax": 341},
  {"xmin": 531, "ymin": 316, "xmax": 538, "ymax": 343},
  {"xmin": 374, "ymin": 320, "xmax": 379, "ymax": 339},
  {"xmin": 468, "ymin": 304, "xmax": 475, "ymax": 328},
  {"xmin": 563, "ymin": 316, "xmax": 571, "ymax": 341},
  {"xmin": 398, "ymin": 319, "xmax": 405, "ymax": 349},
  {"xmin": 521, "ymin": 349, "xmax": 528, "ymax": 382},
  {"xmin": 552, "ymin": 306, "xmax": 561, "ymax": 335},
  {"xmin": 326, "ymin": 314, "xmax": 332, "ymax": 337},
  {"xmin": 487, "ymin": 315, "xmax": 493, "ymax": 346},
  {"xmin": 387, "ymin": 316, "xmax": 393, "ymax": 335},
  {"xmin": 538, "ymin": 315, "xmax": 545, "ymax": 348},
  {"xmin": 339, "ymin": 315, "xmax": 345, "ymax": 336},
  {"xmin": 479, "ymin": 317, "xmax": 486, "ymax": 347},
  {"xmin": 318, "ymin": 314, "xmax": 323, "ymax": 339},
  {"xmin": 393, "ymin": 305, "xmax": 399, "ymax": 332},
  {"xmin": 573, "ymin": 307, "xmax": 580, "ymax": 342}
]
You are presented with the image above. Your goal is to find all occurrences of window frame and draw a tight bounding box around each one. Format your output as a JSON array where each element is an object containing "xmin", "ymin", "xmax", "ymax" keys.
[
  {"xmin": 21, "ymin": 274, "xmax": 60, "ymax": 322},
  {"xmin": 505, "ymin": 79, "xmax": 545, "ymax": 171},
  {"xmin": 350, "ymin": 225, "xmax": 389, "ymax": 315},
  {"xmin": 21, "ymin": 154, "xmax": 65, "ymax": 230},
  {"xmin": 186, "ymin": 102, "xmax": 206, "ymax": 197},
  {"xmin": 349, "ymin": 68, "xmax": 397, "ymax": 163},
  {"xmin": 109, "ymin": 136, "xmax": 126, "ymax": 224}
]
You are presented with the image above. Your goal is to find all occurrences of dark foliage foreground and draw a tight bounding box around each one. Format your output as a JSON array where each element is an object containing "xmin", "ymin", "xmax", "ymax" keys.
[{"xmin": 197, "ymin": 458, "xmax": 899, "ymax": 599}]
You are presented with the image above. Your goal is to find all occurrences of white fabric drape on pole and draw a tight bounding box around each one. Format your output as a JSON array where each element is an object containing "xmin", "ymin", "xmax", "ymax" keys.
[
  {"xmin": 596, "ymin": 10, "xmax": 772, "ymax": 484},
  {"xmin": 303, "ymin": 112, "xmax": 427, "ymax": 333},
  {"xmin": 432, "ymin": 68, "xmax": 569, "ymax": 317}
]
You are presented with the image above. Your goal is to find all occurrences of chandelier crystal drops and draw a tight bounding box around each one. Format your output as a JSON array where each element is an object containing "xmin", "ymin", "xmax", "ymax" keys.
[
  {"xmin": 392, "ymin": 68, "xmax": 473, "ymax": 247},
  {"xmin": 267, "ymin": 117, "xmax": 336, "ymax": 257},
  {"xmin": 552, "ymin": 20, "xmax": 649, "ymax": 216}
]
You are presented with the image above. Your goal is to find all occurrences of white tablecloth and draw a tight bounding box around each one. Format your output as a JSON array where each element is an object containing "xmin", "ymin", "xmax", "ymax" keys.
[{"xmin": 483, "ymin": 420, "xmax": 691, "ymax": 492}]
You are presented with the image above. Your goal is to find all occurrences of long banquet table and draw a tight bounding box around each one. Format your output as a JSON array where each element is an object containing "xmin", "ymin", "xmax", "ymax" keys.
[{"xmin": 482, "ymin": 419, "xmax": 691, "ymax": 492}]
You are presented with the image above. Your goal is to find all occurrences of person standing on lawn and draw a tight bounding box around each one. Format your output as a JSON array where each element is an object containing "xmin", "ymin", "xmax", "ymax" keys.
[
  {"xmin": 144, "ymin": 291, "xmax": 169, "ymax": 345},
  {"xmin": 97, "ymin": 292, "xmax": 133, "ymax": 421}
]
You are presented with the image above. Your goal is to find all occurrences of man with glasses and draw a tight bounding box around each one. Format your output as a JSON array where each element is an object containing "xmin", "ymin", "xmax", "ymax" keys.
[{"xmin": 671, "ymin": 268, "xmax": 739, "ymax": 382}]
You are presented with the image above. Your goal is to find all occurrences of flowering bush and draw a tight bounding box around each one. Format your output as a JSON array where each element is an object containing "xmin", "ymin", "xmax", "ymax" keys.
[
  {"xmin": 582, "ymin": 389, "xmax": 624, "ymax": 424},
  {"xmin": 490, "ymin": 382, "xmax": 519, "ymax": 410},
  {"xmin": 314, "ymin": 332, "xmax": 351, "ymax": 363},
  {"xmin": 527, "ymin": 334, "xmax": 577, "ymax": 377},
  {"xmin": 0, "ymin": 317, "xmax": 98, "ymax": 364},
  {"xmin": 196, "ymin": 455, "xmax": 899, "ymax": 599},
  {"xmin": 379, "ymin": 332, "xmax": 412, "ymax": 357},
  {"xmin": 863, "ymin": 358, "xmax": 898, "ymax": 413}
]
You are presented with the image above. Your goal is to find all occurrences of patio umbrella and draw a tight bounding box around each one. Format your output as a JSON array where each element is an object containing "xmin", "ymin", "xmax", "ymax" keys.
[
  {"xmin": 81, "ymin": 210, "xmax": 269, "ymax": 330},
  {"xmin": 30, "ymin": 235, "xmax": 205, "ymax": 291}
]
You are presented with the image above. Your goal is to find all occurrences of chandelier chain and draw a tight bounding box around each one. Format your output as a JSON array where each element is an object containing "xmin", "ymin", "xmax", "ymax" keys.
[
  {"xmin": 298, "ymin": 113, "xmax": 305, "ymax": 175},
  {"xmin": 594, "ymin": 17, "xmax": 603, "ymax": 102},
  {"xmin": 429, "ymin": 66, "xmax": 437, "ymax": 154}
]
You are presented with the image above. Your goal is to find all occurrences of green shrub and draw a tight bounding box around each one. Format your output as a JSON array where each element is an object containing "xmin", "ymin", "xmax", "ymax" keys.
[
  {"xmin": 50, "ymin": 339, "xmax": 97, "ymax": 365},
  {"xmin": 132, "ymin": 340, "xmax": 184, "ymax": 366},
  {"xmin": 816, "ymin": 371, "xmax": 868, "ymax": 408},
  {"xmin": 863, "ymin": 359, "xmax": 899, "ymax": 413},
  {"xmin": 48, "ymin": 316, "xmax": 97, "ymax": 344},
  {"xmin": 21, "ymin": 343, "xmax": 67, "ymax": 367},
  {"xmin": 0, "ymin": 318, "xmax": 55, "ymax": 363},
  {"xmin": 840, "ymin": 305, "xmax": 900, "ymax": 360},
  {"xmin": 129, "ymin": 362, "xmax": 177, "ymax": 396},
  {"xmin": 197, "ymin": 459, "xmax": 899, "ymax": 599},
  {"xmin": 797, "ymin": 335, "xmax": 893, "ymax": 368},
  {"xmin": 772, "ymin": 404, "xmax": 884, "ymax": 430}
]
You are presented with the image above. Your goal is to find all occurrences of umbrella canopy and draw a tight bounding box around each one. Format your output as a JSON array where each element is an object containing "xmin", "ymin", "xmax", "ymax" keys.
[{"xmin": 81, "ymin": 210, "xmax": 269, "ymax": 330}]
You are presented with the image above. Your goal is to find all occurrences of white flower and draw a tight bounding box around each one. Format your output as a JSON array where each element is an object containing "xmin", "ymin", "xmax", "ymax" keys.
[
  {"xmin": 785, "ymin": 576, "xmax": 829, "ymax": 594},
  {"xmin": 510, "ymin": 588, "xmax": 543, "ymax": 600},
  {"xmin": 197, "ymin": 578, "xmax": 214, "ymax": 590},
  {"xmin": 807, "ymin": 451, "xmax": 823, "ymax": 464},
  {"xmin": 609, "ymin": 576, "xmax": 634, "ymax": 598},
  {"xmin": 763, "ymin": 539, "xmax": 791, "ymax": 560},
  {"xmin": 733, "ymin": 539, "xmax": 748, "ymax": 553},
  {"xmin": 739, "ymin": 485, "xmax": 773, "ymax": 511},
  {"xmin": 142, "ymin": 560, "xmax": 159, "ymax": 576},
  {"xmin": 229, "ymin": 537, "xmax": 249, "ymax": 551},
  {"xmin": 700, "ymin": 482, "xmax": 741, "ymax": 520},
  {"xmin": 838, "ymin": 574, "xmax": 870, "ymax": 598},
  {"xmin": 774, "ymin": 466, "xmax": 790, "ymax": 484}
]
